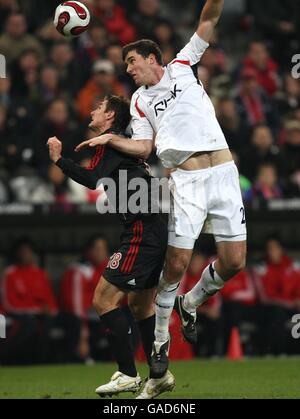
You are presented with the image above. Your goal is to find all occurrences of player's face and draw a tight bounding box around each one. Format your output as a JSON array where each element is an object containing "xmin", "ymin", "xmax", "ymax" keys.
[
  {"xmin": 125, "ymin": 51, "xmax": 154, "ymax": 86},
  {"xmin": 89, "ymin": 100, "xmax": 109, "ymax": 131}
]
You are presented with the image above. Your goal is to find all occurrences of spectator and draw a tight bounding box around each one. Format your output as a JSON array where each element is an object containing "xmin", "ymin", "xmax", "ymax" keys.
[
  {"xmin": 49, "ymin": 41, "xmax": 85, "ymax": 95},
  {"xmin": 38, "ymin": 64, "xmax": 61, "ymax": 105},
  {"xmin": 77, "ymin": 23, "xmax": 110, "ymax": 71},
  {"xmin": 235, "ymin": 67, "xmax": 279, "ymax": 142},
  {"xmin": 0, "ymin": 0, "xmax": 19, "ymax": 29},
  {"xmin": 105, "ymin": 43, "xmax": 136, "ymax": 95},
  {"xmin": 0, "ymin": 238, "xmax": 58, "ymax": 364},
  {"xmin": 0, "ymin": 74, "xmax": 37, "ymax": 174},
  {"xmin": 77, "ymin": 59, "xmax": 127, "ymax": 120},
  {"xmin": 200, "ymin": 44, "xmax": 227, "ymax": 79},
  {"xmin": 152, "ymin": 19, "xmax": 181, "ymax": 53},
  {"xmin": 279, "ymin": 120, "xmax": 300, "ymax": 196},
  {"xmin": 277, "ymin": 74, "xmax": 300, "ymax": 117},
  {"xmin": 33, "ymin": 98, "xmax": 83, "ymax": 174},
  {"xmin": 11, "ymin": 54, "xmax": 40, "ymax": 105},
  {"xmin": 231, "ymin": 150, "xmax": 251, "ymax": 199},
  {"xmin": 0, "ymin": 12, "xmax": 44, "ymax": 65},
  {"xmin": 245, "ymin": 162, "xmax": 283, "ymax": 205},
  {"xmin": 92, "ymin": 0, "xmax": 136, "ymax": 45},
  {"xmin": 216, "ymin": 97, "xmax": 241, "ymax": 151},
  {"xmin": 253, "ymin": 236, "xmax": 300, "ymax": 354},
  {"xmin": 249, "ymin": 0, "xmax": 300, "ymax": 68},
  {"xmin": 59, "ymin": 235, "xmax": 109, "ymax": 362},
  {"xmin": 131, "ymin": 0, "xmax": 163, "ymax": 39},
  {"xmin": 240, "ymin": 124, "xmax": 281, "ymax": 181},
  {"xmin": 242, "ymin": 41, "xmax": 279, "ymax": 96}
]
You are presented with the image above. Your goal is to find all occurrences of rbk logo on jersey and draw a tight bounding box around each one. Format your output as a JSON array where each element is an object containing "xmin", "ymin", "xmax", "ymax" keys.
[{"xmin": 154, "ymin": 84, "xmax": 182, "ymax": 116}]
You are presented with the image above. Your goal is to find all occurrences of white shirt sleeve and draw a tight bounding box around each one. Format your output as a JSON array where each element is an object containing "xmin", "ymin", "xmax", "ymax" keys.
[
  {"xmin": 176, "ymin": 33, "xmax": 209, "ymax": 66},
  {"xmin": 130, "ymin": 93, "xmax": 154, "ymax": 141}
]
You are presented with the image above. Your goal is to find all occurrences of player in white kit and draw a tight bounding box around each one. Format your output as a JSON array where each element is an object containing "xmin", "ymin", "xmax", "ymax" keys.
[{"xmin": 76, "ymin": 0, "xmax": 246, "ymax": 398}]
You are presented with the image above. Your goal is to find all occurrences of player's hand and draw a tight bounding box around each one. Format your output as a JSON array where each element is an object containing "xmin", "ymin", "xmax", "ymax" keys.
[
  {"xmin": 75, "ymin": 134, "xmax": 112, "ymax": 152},
  {"xmin": 47, "ymin": 136, "xmax": 62, "ymax": 163}
]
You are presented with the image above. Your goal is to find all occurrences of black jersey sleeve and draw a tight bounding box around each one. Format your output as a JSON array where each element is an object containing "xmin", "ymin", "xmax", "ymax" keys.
[{"xmin": 56, "ymin": 146, "xmax": 124, "ymax": 190}]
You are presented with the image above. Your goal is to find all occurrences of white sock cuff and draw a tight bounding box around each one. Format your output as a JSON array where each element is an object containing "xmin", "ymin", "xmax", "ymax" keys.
[
  {"xmin": 158, "ymin": 273, "xmax": 180, "ymax": 293},
  {"xmin": 210, "ymin": 261, "xmax": 225, "ymax": 287}
]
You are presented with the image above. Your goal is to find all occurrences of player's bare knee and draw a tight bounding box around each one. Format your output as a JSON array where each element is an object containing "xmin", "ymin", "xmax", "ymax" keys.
[
  {"xmin": 223, "ymin": 255, "xmax": 246, "ymax": 275},
  {"xmin": 165, "ymin": 254, "xmax": 189, "ymax": 282},
  {"xmin": 93, "ymin": 292, "xmax": 112, "ymax": 315},
  {"xmin": 92, "ymin": 293, "xmax": 102, "ymax": 314}
]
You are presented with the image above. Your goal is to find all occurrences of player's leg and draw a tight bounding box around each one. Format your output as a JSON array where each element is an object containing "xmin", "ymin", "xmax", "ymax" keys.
[
  {"xmin": 151, "ymin": 243, "xmax": 194, "ymax": 377},
  {"xmin": 93, "ymin": 276, "xmax": 142, "ymax": 396},
  {"xmin": 177, "ymin": 162, "xmax": 247, "ymax": 336},
  {"xmin": 151, "ymin": 169, "xmax": 201, "ymax": 375},
  {"xmin": 128, "ymin": 287, "xmax": 176, "ymax": 400},
  {"xmin": 183, "ymin": 239, "xmax": 247, "ymax": 311},
  {"xmin": 128, "ymin": 287, "xmax": 156, "ymax": 366}
]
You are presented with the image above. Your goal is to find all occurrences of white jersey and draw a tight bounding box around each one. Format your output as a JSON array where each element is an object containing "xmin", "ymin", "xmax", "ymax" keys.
[{"xmin": 130, "ymin": 33, "xmax": 229, "ymax": 168}]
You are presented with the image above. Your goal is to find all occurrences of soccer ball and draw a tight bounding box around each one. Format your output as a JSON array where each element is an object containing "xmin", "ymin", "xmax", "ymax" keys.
[{"xmin": 54, "ymin": 1, "xmax": 90, "ymax": 37}]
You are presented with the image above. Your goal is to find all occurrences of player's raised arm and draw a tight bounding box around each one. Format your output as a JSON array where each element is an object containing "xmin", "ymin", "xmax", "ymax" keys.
[
  {"xmin": 197, "ymin": 0, "xmax": 224, "ymax": 43},
  {"xmin": 76, "ymin": 93, "xmax": 154, "ymax": 160},
  {"xmin": 75, "ymin": 134, "xmax": 153, "ymax": 160},
  {"xmin": 175, "ymin": 0, "xmax": 224, "ymax": 66}
]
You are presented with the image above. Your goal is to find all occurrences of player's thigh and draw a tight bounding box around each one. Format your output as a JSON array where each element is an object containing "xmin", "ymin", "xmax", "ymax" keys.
[
  {"xmin": 205, "ymin": 163, "xmax": 247, "ymax": 238},
  {"xmin": 93, "ymin": 276, "xmax": 126, "ymax": 315},
  {"xmin": 168, "ymin": 170, "xmax": 207, "ymax": 242},
  {"xmin": 128, "ymin": 288, "xmax": 156, "ymax": 321},
  {"xmin": 216, "ymin": 240, "xmax": 247, "ymax": 271}
]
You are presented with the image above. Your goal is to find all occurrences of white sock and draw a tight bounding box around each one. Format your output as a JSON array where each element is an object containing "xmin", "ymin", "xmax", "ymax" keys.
[
  {"xmin": 154, "ymin": 274, "xmax": 180, "ymax": 343},
  {"xmin": 183, "ymin": 261, "xmax": 225, "ymax": 312}
]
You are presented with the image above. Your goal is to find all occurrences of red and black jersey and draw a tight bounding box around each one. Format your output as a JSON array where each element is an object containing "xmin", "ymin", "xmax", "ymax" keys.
[{"xmin": 56, "ymin": 130, "xmax": 156, "ymax": 225}]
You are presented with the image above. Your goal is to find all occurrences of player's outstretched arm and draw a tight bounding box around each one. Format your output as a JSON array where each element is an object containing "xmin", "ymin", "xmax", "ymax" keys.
[
  {"xmin": 75, "ymin": 134, "xmax": 153, "ymax": 160},
  {"xmin": 197, "ymin": 0, "xmax": 224, "ymax": 43}
]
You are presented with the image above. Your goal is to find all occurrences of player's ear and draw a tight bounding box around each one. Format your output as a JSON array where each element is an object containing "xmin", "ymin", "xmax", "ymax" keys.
[
  {"xmin": 106, "ymin": 110, "xmax": 115, "ymax": 122},
  {"xmin": 148, "ymin": 53, "xmax": 157, "ymax": 65}
]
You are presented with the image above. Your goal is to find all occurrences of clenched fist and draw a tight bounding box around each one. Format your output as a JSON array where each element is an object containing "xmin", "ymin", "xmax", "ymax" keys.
[{"xmin": 47, "ymin": 136, "xmax": 62, "ymax": 163}]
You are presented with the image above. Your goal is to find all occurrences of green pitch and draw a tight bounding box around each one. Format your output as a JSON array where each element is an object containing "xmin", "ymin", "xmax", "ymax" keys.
[{"xmin": 0, "ymin": 358, "xmax": 299, "ymax": 399}]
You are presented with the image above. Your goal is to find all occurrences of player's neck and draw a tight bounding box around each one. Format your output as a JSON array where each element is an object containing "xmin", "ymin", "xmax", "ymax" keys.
[
  {"xmin": 96, "ymin": 122, "xmax": 113, "ymax": 135},
  {"xmin": 148, "ymin": 67, "xmax": 165, "ymax": 86}
]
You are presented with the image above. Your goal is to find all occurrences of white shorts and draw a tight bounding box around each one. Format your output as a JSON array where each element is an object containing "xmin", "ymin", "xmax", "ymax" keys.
[{"xmin": 168, "ymin": 161, "xmax": 247, "ymax": 250}]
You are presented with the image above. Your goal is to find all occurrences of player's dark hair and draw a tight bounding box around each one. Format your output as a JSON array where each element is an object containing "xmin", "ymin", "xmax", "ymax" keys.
[
  {"xmin": 122, "ymin": 39, "xmax": 164, "ymax": 66},
  {"xmin": 105, "ymin": 95, "xmax": 131, "ymax": 132}
]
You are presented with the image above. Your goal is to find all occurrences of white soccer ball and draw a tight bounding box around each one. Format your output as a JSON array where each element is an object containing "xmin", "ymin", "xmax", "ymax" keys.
[{"xmin": 54, "ymin": 1, "xmax": 90, "ymax": 37}]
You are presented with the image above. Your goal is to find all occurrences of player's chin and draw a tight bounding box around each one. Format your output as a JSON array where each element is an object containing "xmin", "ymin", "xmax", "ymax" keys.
[{"xmin": 133, "ymin": 76, "xmax": 142, "ymax": 87}]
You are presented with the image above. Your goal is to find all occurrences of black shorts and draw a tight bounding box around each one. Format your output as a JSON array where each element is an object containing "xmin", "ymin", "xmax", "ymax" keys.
[{"xmin": 103, "ymin": 216, "xmax": 167, "ymax": 291}]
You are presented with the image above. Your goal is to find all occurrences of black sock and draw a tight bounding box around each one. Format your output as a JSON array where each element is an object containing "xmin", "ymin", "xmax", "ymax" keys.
[
  {"xmin": 138, "ymin": 315, "xmax": 155, "ymax": 366},
  {"xmin": 100, "ymin": 308, "xmax": 137, "ymax": 378}
]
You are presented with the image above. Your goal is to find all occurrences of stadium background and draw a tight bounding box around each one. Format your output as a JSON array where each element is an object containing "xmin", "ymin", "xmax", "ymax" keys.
[{"xmin": 0, "ymin": 0, "xmax": 300, "ymax": 367}]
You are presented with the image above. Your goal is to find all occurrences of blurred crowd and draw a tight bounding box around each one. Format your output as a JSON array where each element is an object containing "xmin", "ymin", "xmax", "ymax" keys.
[
  {"xmin": 0, "ymin": 0, "xmax": 299, "ymax": 206},
  {"xmin": 0, "ymin": 234, "xmax": 299, "ymax": 365}
]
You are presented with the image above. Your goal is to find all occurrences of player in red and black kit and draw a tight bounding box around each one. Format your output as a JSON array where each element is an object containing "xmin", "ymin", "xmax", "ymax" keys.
[{"xmin": 48, "ymin": 95, "xmax": 174, "ymax": 399}]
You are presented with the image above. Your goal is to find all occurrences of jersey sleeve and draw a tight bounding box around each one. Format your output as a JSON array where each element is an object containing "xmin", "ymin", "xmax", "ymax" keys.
[
  {"xmin": 130, "ymin": 93, "xmax": 154, "ymax": 141},
  {"xmin": 175, "ymin": 32, "xmax": 209, "ymax": 66},
  {"xmin": 56, "ymin": 147, "xmax": 123, "ymax": 190}
]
